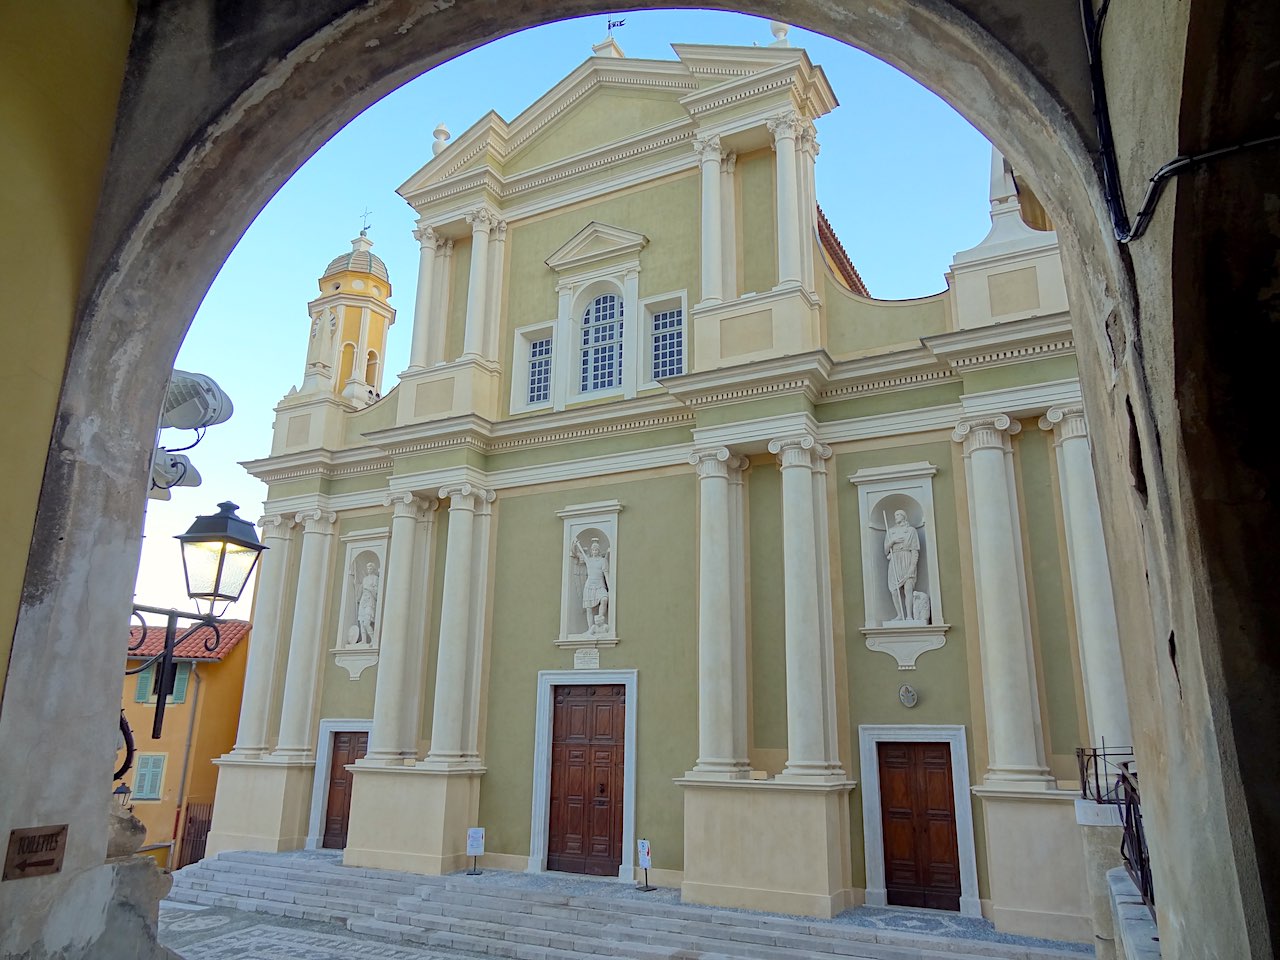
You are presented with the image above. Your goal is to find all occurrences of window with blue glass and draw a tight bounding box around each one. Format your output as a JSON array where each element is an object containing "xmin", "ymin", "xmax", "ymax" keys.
[
  {"xmin": 579, "ymin": 294, "xmax": 624, "ymax": 393},
  {"xmin": 650, "ymin": 307, "xmax": 684, "ymax": 380},
  {"xmin": 527, "ymin": 336, "xmax": 553, "ymax": 404}
]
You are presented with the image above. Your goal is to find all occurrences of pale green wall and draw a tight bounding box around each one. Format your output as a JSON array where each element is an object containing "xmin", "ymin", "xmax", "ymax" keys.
[
  {"xmin": 506, "ymin": 89, "xmax": 688, "ymax": 175},
  {"xmin": 962, "ymin": 355, "xmax": 1078, "ymax": 394},
  {"xmin": 1013, "ymin": 423, "xmax": 1083, "ymax": 760},
  {"xmin": 485, "ymin": 424, "xmax": 693, "ymax": 472},
  {"xmin": 816, "ymin": 382, "xmax": 963, "ymax": 424},
  {"xmin": 737, "ymin": 149, "xmax": 777, "ymax": 295},
  {"xmin": 343, "ymin": 393, "xmax": 398, "ymax": 444},
  {"xmin": 824, "ymin": 284, "xmax": 949, "ymax": 358},
  {"xmin": 747, "ymin": 459, "xmax": 788, "ymax": 751},
  {"xmin": 445, "ymin": 238, "xmax": 471, "ymax": 361},
  {"xmin": 478, "ymin": 472, "xmax": 698, "ymax": 871}
]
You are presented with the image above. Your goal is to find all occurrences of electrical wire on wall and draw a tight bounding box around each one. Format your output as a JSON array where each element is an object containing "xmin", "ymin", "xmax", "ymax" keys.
[{"xmin": 1080, "ymin": 0, "xmax": 1280, "ymax": 244}]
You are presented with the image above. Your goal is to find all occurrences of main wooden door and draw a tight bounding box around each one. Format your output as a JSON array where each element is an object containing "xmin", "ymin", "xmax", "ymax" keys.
[
  {"xmin": 878, "ymin": 741, "xmax": 962, "ymax": 910},
  {"xmin": 322, "ymin": 730, "xmax": 368, "ymax": 849},
  {"xmin": 547, "ymin": 684, "xmax": 625, "ymax": 876}
]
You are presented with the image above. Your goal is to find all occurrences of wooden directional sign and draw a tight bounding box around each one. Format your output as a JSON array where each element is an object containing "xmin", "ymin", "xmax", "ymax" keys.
[{"xmin": 3, "ymin": 824, "xmax": 68, "ymax": 881}]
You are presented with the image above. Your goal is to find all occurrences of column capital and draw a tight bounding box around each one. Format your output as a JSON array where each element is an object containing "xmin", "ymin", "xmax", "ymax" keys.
[
  {"xmin": 439, "ymin": 481, "xmax": 496, "ymax": 509},
  {"xmin": 799, "ymin": 121, "xmax": 820, "ymax": 158},
  {"xmin": 1038, "ymin": 405, "xmax": 1089, "ymax": 444},
  {"xmin": 412, "ymin": 224, "xmax": 441, "ymax": 248},
  {"xmin": 721, "ymin": 151, "xmax": 738, "ymax": 175},
  {"xmin": 768, "ymin": 434, "xmax": 829, "ymax": 469},
  {"xmin": 692, "ymin": 133, "xmax": 723, "ymax": 162},
  {"xmin": 385, "ymin": 491, "xmax": 437, "ymax": 520},
  {"xmin": 258, "ymin": 514, "xmax": 297, "ymax": 537},
  {"xmin": 294, "ymin": 508, "xmax": 337, "ymax": 534},
  {"xmin": 691, "ymin": 446, "xmax": 732, "ymax": 479},
  {"xmin": 465, "ymin": 207, "xmax": 498, "ymax": 234},
  {"xmin": 952, "ymin": 414, "xmax": 1021, "ymax": 455},
  {"xmin": 767, "ymin": 109, "xmax": 803, "ymax": 143}
]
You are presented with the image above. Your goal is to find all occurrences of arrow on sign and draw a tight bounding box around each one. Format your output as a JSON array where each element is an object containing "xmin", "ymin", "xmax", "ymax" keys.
[{"xmin": 15, "ymin": 858, "xmax": 55, "ymax": 871}]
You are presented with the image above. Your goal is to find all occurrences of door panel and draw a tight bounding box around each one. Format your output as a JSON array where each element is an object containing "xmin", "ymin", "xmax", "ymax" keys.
[
  {"xmin": 877, "ymin": 741, "xmax": 961, "ymax": 911},
  {"xmin": 547, "ymin": 684, "xmax": 625, "ymax": 876},
  {"xmin": 322, "ymin": 730, "xmax": 368, "ymax": 849}
]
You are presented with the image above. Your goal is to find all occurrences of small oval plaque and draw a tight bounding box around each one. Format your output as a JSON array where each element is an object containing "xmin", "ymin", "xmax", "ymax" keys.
[{"xmin": 898, "ymin": 684, "xmax": 919, "ymax": 708}]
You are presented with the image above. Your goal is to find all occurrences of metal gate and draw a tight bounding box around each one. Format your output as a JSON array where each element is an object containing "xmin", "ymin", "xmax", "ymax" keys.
[{"xmin": 176, "ymin": 800, "xmax": 213, "ymax": 868}]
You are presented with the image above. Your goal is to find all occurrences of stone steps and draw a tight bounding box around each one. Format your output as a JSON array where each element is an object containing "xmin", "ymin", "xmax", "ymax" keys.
[{"xmin": 168, "ymin": 852, "xmax": 1084, "ymax": 960}]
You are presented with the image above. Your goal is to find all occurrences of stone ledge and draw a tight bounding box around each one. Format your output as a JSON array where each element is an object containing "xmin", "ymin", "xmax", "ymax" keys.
[{"xmin": 1107, "ymin": 867, "xmax": 1161, "ymax": 960}]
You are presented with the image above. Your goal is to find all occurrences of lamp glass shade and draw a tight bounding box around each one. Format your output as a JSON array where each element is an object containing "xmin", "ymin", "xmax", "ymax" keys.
[{"xmin": 176, "ymin": 502, "xmax": 266, "ymax": 605}]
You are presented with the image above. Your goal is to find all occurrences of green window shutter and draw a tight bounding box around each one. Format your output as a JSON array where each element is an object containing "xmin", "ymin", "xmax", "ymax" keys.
[
  {"xmin": 170, "ymin": 662, "xmax": 191, "ymax": 703},
  {"xmin": 134, "ymin": 754, "xmax": 165, "ymax": 800},
  {"xmin": 134, "ymin": 664, "xmax": 154, "ymax": 703}
]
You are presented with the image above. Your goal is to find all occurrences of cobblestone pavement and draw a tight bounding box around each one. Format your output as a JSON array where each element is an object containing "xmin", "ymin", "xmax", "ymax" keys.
[{"xmin": 160, "ymin": 901, "xmax": 469, "ymax": 959}]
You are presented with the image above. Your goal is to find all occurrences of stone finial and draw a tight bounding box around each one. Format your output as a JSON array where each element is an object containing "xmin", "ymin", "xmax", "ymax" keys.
[
  {"xmin": 769, "ymin": 22, "xmax": 791, "ymax": 46},
  {"xmin": 432, "ymin": 122, "xmax": 450, "ymax": 156}
]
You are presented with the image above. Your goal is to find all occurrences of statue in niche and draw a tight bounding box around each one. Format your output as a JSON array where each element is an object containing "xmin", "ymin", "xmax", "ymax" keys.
[
  {"xmin": 883, "ymin": 509, "xmax": 925, "ymax": 624},
  {"xmin": 570, "ymin": 536, "xmax": 612, "ymax": 634},
  {"xmin": 351, "ymin": 559, "xmax": 380, "ymax": 646}
]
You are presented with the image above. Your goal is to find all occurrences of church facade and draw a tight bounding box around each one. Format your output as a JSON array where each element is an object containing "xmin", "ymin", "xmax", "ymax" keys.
[{"xmin": 207, "ymin": 35, "xmax": 1129, "ymax": 942}]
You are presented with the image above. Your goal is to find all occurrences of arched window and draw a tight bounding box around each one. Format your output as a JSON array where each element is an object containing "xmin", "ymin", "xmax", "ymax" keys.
[{"xmin": 579, "ymin": 293, "xmax": 623, "ymax": 392}]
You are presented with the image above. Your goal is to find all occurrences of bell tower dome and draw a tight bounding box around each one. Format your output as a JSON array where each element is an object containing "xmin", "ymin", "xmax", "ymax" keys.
[{"xmin": 300, "ymin": 230, "xmax": 395, "ymax": 407}]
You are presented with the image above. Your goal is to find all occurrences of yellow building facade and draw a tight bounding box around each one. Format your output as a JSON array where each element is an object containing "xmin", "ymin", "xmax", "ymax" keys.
[{"xmin": 122, "ymin": 621, "xmax": 250, "ymax": 870}]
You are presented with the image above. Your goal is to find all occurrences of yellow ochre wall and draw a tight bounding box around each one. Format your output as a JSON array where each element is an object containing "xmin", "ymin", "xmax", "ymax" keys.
[{"xmin": 0, "ymin": 3, "xmax": 135, "ymax": 704}]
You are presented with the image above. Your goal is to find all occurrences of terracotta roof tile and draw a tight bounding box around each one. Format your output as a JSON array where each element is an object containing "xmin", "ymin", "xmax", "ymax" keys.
[
  {"xmin": 817, "ymin": 205, "xmax": 870, "ymax": 297},
  {"xmin": 126, "ymin": 619, "xmax": 250, "ymax": 662}
]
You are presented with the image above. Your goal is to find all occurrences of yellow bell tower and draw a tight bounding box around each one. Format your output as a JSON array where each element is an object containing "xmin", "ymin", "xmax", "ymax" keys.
[{"xmin": 299, "ymin": 230, "xmax": 395, "ymax": 407}]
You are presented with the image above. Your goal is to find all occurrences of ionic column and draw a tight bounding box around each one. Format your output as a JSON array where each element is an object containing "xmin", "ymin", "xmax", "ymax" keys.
[
  {"xmin": 768, "ymin": 435, "xmax": 842, "ymax": 777},
  {"xmin": 768, "ymin": 111, "xmax": 804, "ymax": 288},
  {"xmin": 273, "ymin": 508, "xmax": 337, "ymax": 757},
  {"xmin": 425, "ymin": 482, "xmax": 494, "ymax": 765},
  {"xmin": 431, "ymin": 239, "xmax": 453, "ymax": 365},
  {"xmin": 408, "ymin": 225, "xmax": 440, "ymax": 371},
  {"xmin": 798, "ymin": 122, "xmax": 819, "ymax": 292},
  {"xmin": 229, "ymin": 514, "xmax": 295, "ymax": 757},
  {"xmin": 462, "ymin": 209, "xmax": 495, "ymax": 358},
  {"xmin": 694, "ymin": 134, "xmax": 724, "ymax": 304},
  {"xmin": 1040, "ymin": 406, "xmax": 1133, "ymax": 748},
  {"xmin": 952, "ymin": 415, "xmax": 1052, "ymax": 784},
  {"xmin": 727, "ymin": 456, "xmax": 750, "ymax": 764},
  {"xmin": 690, "ymin": 449, "xmax": 750, "ymax": 777},
  {"xmin": 484, "ymin": 219, "xmax": 508, "ymax": 360},
  {"xmin": 365, "ymin": 493, "xmax": 434, "ymax": 763}
]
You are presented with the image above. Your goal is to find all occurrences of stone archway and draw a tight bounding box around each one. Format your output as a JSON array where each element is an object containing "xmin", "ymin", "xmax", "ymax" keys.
[{"xmin": 1, "ymin": 2, "xmax": 1271, "ymax": 959}]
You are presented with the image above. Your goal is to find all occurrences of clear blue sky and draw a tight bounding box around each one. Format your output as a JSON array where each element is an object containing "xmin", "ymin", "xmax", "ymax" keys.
[{"xmin": 134, "ymin": 9, "xmax": 993, "ymax": 616}]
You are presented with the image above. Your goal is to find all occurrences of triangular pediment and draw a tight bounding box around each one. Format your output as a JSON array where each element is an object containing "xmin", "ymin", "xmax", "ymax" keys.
[{"xmin": 546, "ymin": 222, "xmax": 649, "ymax": 274}]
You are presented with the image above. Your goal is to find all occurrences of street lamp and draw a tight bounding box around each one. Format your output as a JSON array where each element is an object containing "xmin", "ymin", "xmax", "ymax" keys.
[{"xmin": 124, "ymin": 503, "xmax": 265, "ymax": 746}]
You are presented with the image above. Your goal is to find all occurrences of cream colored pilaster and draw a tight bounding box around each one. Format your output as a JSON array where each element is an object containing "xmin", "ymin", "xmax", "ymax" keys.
[
  {"xmin": 1040, "ymin": 405, "xmax": 1133, "ymax": 748},
  {"xmin": 768, "ymin": 111, "xmax": 804, "ymax": 288},
  {"xmin": 365, "ymin": 493, "xmax": 434, "ymax": 763},
  {"xmin": 424, "ymin": 482, "xmax": 494, "ymax": 767},
  {"xmin": 273, "ymin": 508, "xmax": 337, "ymax": 758},
  {"xmin": 689, "ymin": 448, "xmax": 750, "ymax": 777},
  {"xmin": 720, "ymin": 152, "xmax": 738, "ymax": 301},
  {"xmin": 430, "ymin": 239, "xmax": 453, "ymax": 365},
  {"xmin": 408, "ymin": 225, "xmax": 439, "ymax": 371},
  {"xmin": 354, "ymin": 305, "xmax": 371, "ymax": 384},
  {"xmin": 620, "ymin": 267, "xmax": 642, "ymax": 398},
  {"xmin": 810, "ymin": 444, "xmax": 841, "ymax": 765},
  {"xmin": 462, "ymin": 208, "xmax": 495, "ymax": 358},
  {"xmin": 798, "ymin": 122, "xmax": 819, "ymax": 293},
  {"xmin": 229, "ymin": 514, "xmax": 295, "ymax": 757},
  {"xmin": 694, "ymin": 134, "xmax": 724, "ymax": 305},
  {"xmin": 768, "ymin": 435, "xmax": 842, "ymax": 778},
  {"xmin": 483, "ymin": 219, "xmax": 507, "ymax": 360},
  {"xmin": 727, "ymin": 456, "xmax": 750, "ymax": 763},
  {"xmin": 953, "ymin": 415, "xmax": 1053, "ymax": 785}
]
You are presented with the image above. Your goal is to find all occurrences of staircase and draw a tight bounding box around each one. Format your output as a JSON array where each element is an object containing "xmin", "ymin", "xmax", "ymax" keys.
[{"xmin": 168, "ymin": 852, "xmax": 1087, "ymax": 960}]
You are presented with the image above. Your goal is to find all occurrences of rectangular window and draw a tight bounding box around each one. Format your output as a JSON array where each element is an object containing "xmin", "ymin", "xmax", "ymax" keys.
[
  {"xmin": 650, "ymin": 307, "xmax": 684, "ymax": 380},
  {"xmin": 133, "ymin": 754, "xmax": 166, "ymax": 801},
  {"xmin": 133, "ymin": 661, "xmax": 191, "ymax": 704},
  {"xmin": 527, "ymin": 336, "xmax": 553, "ymax": 405},
  {"xmin": 579, "ymin": 295, "xmax": 623, "ymax": 392}
]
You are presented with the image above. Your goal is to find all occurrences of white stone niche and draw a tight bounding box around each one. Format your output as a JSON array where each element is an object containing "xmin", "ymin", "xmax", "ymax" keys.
[
  {"xmin": 556, "ymin": 500, "xmax": 623, "ymax": 649},
  {"xmin": 849, "ymin": 462, "xmax": 949, "ymax": 669},
  {"xmin": 330, "ymin": 529, "xmax": 388, "ymax": 679}
]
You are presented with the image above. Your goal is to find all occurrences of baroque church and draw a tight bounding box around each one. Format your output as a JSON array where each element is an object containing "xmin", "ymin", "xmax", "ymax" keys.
[{"xmin": 207, "ymin": 31, "xmax": 1130, "ymax": 943}]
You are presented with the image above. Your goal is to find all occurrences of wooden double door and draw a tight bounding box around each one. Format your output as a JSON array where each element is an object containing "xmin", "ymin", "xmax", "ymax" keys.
[
  {"xmin": 322, "ymin": 730, "xmax": 368, "ymax": 849},
  {"xmin": 878, "ymin": 741, "xmax": 962, "ymax": 910},
  {"xmin": 547, "ymin": 684, "xmax": 625, "ymax": 876}
]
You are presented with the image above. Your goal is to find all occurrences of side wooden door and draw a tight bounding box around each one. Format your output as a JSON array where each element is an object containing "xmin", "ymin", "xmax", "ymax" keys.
[
  {"xmin": 547, "ymin": 684, "xmax": 625, "ymax": 876},
  {"xmin": 878, "ymin": 741, "xmax": 962, "ymax": 910},
  {"xmin": 321, "ymin": 730, "xmax": 369, "ymax": 849}
]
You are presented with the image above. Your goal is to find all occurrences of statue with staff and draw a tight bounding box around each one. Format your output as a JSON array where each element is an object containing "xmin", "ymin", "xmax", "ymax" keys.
[
  {"xmin": 570, "ymin": 536, "xmax": 611, "ymax": 630},
  {"xmin": 883, "ymin": 509, "xmax": 920, "ymax": 622}
]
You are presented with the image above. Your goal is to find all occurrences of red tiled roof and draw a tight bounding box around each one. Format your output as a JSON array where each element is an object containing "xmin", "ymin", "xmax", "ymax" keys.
[
  {"xmin": 126, "ymin": 619, "xmax": 250, "ymax": 662},
  {"xmin": 817, "ymin": 205, "xmax": 870, "ymax": 297}
]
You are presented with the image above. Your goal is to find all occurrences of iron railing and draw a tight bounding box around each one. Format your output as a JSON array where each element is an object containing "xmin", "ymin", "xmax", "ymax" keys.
[
  {"xmin": 1076, "ymin": 744, "xmax": 1134, "ymax": 804},
  {"xmin": 1117, "ymin": 764, "xmax": 1156, "ymax": 915}
]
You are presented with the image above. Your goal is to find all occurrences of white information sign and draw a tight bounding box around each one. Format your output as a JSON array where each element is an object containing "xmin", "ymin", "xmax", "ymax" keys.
[
  {"xmin": 637, "ymin": 838, "xmax": 652, "ymax": 869},
  {"xmin": 466, "ymin": 827, "xmax": 485, "ymax": 857},
  {"xmin": 573, "ymin": 648, "xmax": 601, "ymax": 670}
]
